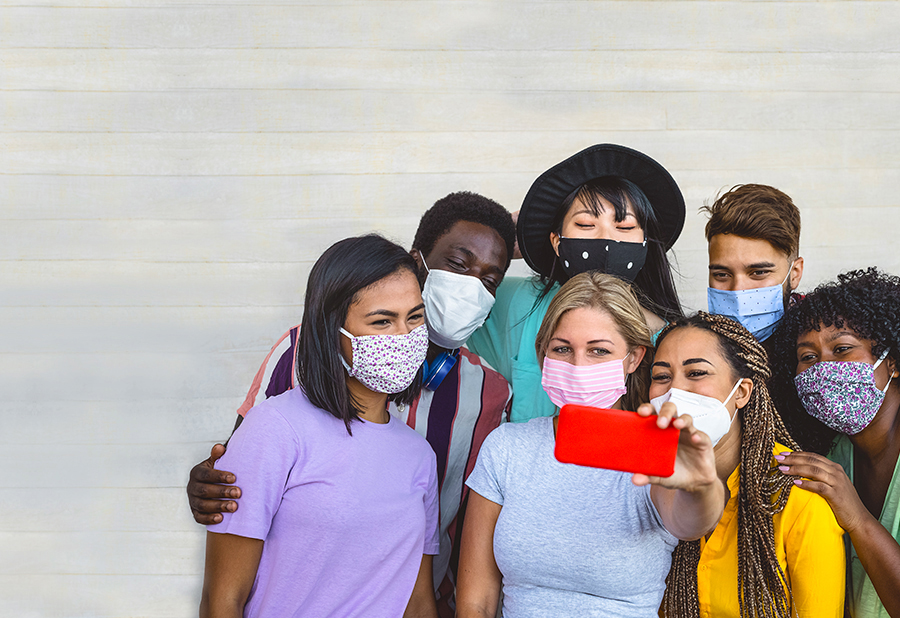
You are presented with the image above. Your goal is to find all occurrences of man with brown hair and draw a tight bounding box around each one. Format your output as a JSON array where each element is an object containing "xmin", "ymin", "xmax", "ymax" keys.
[{"xmin": 704, "ymin": 184, "xmax": 804, "ymax": 342}]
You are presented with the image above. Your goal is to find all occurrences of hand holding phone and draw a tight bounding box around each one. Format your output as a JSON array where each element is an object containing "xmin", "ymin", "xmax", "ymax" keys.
[{"xmin": 554, "ymin": 404, "xmax": 679, "ymax": 477}]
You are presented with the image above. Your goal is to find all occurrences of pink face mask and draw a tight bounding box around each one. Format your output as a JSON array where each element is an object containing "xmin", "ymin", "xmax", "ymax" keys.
[
  {"xmin": 340, "ymin": 324, "xmax": 429, "ymax": 394},
  {"xmin": 541, "ymin": 355, "xmax": 629, "ymax": 410}
]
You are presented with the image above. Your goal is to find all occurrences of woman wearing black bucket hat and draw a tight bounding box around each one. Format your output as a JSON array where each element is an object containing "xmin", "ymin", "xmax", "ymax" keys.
[{"xmin": 467, "ymin": 144, "xmax": 686, "ymax": 423}]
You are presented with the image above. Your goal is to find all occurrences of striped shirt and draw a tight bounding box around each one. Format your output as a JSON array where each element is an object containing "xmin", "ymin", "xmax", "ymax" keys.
[{"xmin": 235, "ymin": 325, "xmax": 512, "ymax": 606}]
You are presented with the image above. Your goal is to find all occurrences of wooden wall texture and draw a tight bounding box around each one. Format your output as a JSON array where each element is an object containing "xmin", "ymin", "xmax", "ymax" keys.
[{"xmin": 2, "ymin": 1, "xmax": 898, "ymax": 615}]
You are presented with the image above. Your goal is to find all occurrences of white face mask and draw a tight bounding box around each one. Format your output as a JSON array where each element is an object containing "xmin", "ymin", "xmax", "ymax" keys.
[
  {"xmin": 421, "ymin": 258, "xmax": 496, "ymax": 349},
  {"xmin": 650, "ymin": 380, "xmax": 743, "ymax": 446}
]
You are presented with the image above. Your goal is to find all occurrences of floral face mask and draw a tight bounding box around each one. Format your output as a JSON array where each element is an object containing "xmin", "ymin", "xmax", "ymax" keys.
[
  {"xmin": 794, "ymin": 348, "xmax": 893, "ymax": 435},
  {"xmin": 340, "ymin": 324, "xmax": 429, "ymax": 394}
]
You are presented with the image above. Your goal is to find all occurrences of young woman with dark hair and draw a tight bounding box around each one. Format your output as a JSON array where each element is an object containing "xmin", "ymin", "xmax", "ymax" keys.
[
  {"xmin": 200, "ymin": 234, "xmax": 440, "ymax": 618},
  {"xmin": 652, "ymin": 313, "xmax": 843, "ymax": 618},
  {"xmin": 467, "ymin": 144, "xmax": 686, "ymax": 423},
  {"xmin": 772, "ymin": 268, "xmax": 900, "ymax": 618}
]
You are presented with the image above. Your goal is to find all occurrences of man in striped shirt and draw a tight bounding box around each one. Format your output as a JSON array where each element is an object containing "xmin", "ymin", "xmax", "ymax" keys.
[{"xmin": 187, "ymin": 192, "xmax": 515, "ymax": 614}]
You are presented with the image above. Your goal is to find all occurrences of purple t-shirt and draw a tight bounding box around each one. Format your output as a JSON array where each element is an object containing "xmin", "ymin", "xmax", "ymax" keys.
[{"xmin": 209, "ymin": 387, "xmax": 440, "ymax": 618}]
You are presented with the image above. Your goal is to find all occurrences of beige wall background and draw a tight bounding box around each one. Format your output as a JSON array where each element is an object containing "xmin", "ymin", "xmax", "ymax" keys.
[{"xmin": 3, "ymin": 1, "xmax": 899, "ymax": 615}]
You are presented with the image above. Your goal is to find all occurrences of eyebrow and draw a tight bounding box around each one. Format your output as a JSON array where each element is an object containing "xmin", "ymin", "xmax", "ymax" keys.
[
  {"xmin": 550, "ymin": 337, "xmax": 613, "ymax": 345},
  {"xmin": 827, "ymin": 331, "xmax": 857, "ymax": 343},
  {"xmin": 683, "ymin": 357, "xmax": 713, "ymax": 366},
  {"xmin": 708, "ymin": 261, "xmax": 777, "ymax": 271},
  {"xmin": 364, "ymin": 303, "xmax": 424, "ymax": 318}
]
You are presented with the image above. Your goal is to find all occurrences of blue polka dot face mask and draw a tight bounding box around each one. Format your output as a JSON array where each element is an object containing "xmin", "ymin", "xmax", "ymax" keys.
[
  {"xmin": 793, "ymin": 348, "xmax": 893, "ymax": 435},
  {"xmin": 556, "ymin": 237, "xmax": 647, "ymax": 282},
  {"xmin": 707, "ymin": 265, "xmax": 793, "ymax": 342}
]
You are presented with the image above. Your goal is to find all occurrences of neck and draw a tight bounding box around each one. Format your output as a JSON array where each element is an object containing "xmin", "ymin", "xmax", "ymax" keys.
[
  {"xmin": 713, "ymin": 421, "xmax": 742, "ymax": 483},
  {"xmin": 345, "ymin": 377, "xmax": 390, "ymax": 424},
  {"xmin": 850, "ymin": 388, "xmax": 900, "ymax": 463},
  {"xmin": 426, "ymin": 341, "xmax": 447, "ymax": 363}
]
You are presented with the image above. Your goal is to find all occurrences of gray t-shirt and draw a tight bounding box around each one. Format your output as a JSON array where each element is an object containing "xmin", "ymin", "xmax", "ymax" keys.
[{"xmin": 465, "ymin": 416, "xmax": 678, "ymax": 617}]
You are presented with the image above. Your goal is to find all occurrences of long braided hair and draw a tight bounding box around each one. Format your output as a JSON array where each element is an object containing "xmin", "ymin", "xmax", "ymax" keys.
[{"xmin": 658, "ymin": 312, "xmax": 800, "ymax": 618}]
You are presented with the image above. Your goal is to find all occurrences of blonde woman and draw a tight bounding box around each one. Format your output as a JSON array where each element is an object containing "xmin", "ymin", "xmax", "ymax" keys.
[{"xmin": 456, "ymin": 273, "xmax": 723, "ymax": 618}]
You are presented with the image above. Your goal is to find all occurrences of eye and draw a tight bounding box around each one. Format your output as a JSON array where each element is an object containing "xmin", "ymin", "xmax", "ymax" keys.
[
  {"xmin": 797, "ymin": 351, "xmax": 817, "ymax": 363},
  {"xmin": 711, "ymin": 272, "xmax": 730, "ymax": 280},
  {"xmin": 616, "ymin": 226, "xmax": 636, "ymax": 232},
  {"xmin": 482, "ymin": 277, "xmax": 499, "ymax": 293},
  {"xmin": 687, "ymin": 369, "xmax": 709, "ymax": 378},
  {"xmin": 574, "ymin": 222, "xmax": 594, "ymax": 229},
  {"xmin": 651, "ymin": 372, "xmax": 671, "ymax": 382},
  {"xmin": 751, "ymin": 270, "xmax": 774, "ymax": 278},
  {"xmin": 551, "ymin": 346, "xmax": 571, "ymax": 354},
  {"xmin": 409, "ymin": 312, "xmax": 425, "ymax": 322},
  {"xmin": 446, "ymin": 259, "xmax": 466, "ymax": 272},
  {"xmin": 588, "ymin": 347, "xmax": 611, "ymax": 356},
  {"xmin": 834, "ymin": 345, "xmax": 853, "ymax": 354}
]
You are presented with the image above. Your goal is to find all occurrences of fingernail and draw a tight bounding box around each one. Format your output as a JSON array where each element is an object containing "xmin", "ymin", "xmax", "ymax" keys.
[
  {"xmin": 778, "ymin": 466, "xmax": 790, "ymax": 472},
  {"xmin": 774, "ymin": 455, "xmax": 785, "ymax": 461},
  {"xmin": 226, "ymin": 502, "xmax": 236, "ymax": 512},
  {"xmin": 778, "ymin": 451, "xmax": 790, "ymax": 456},
  {"xmin": 793, "ymin": 479, "xmax": 803, "ymax": 486}
]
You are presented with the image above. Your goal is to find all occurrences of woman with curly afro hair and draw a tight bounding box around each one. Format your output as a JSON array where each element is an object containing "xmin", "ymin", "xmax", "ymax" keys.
[{"xmin": 771, "ymin": 268, "xmax": 900, "ymax": 618}]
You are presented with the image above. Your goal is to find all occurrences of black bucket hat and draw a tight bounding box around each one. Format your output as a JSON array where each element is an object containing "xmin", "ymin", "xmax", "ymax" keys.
[{"xmin": 518, "ymin": 144, "xmax": 685, "ymax": 278}]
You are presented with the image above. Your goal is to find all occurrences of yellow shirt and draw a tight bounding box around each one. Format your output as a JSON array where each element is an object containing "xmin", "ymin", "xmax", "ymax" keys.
[{"xmin": 696, "ymin": 444, "xmax": 845, "ymax": 618}]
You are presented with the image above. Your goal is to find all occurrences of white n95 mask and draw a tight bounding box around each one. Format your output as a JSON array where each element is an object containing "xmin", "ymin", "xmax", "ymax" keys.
[
  {"xmin": 650, "ymin": 380, "xmax": 743, "ymax": 446},
  {"xmin": 421, "ymin": 260, "xmax": 496, "ymax": 349}
]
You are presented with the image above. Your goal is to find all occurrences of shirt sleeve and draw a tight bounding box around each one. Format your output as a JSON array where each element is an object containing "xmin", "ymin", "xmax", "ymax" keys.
[
  {"xmin": 208, "ymin": 403, "xmax": 300, "ymax": 540},
  {"xmin": 464, "ymin": 425, "xmax": 509, "ymax": 505},
  {"xmin": 422, "ymin": 452, "xmax": 441, "ymax": 556},
  {"xmin": 466, "ymin": 277, "xmax": 527, "ymax": 382},
  {"xmin": 784, "ymin": 489, "xmax": 846, "ymax": 617}
]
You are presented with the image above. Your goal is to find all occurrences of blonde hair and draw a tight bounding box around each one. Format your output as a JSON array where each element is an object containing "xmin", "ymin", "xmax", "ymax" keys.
[{"xmin": 535, "ymin": 272, "xmax": 653, "ymax": 411}]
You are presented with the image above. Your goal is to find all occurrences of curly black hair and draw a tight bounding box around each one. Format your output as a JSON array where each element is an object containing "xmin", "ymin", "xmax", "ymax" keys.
[
  {"xmin": 769, "ymin": 267, "xmax": 900, "ymax": 454},
  {"xmin": 411, "ymin": 192, "xmax": 516, "ymax": 272}
]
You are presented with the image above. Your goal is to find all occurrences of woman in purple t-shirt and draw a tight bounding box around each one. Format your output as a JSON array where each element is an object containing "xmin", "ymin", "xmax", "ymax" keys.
[{"xmin": 200, "ymin": 235, "xmax": 440, "ymax": 618}]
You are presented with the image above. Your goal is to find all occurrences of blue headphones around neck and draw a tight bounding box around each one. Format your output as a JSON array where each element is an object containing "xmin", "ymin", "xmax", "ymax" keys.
[{"xmin": 422, "ymin": 350, "xmax": 459, "ymax": 391}]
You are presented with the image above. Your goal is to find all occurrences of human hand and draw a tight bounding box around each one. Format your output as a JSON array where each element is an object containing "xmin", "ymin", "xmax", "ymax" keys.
[
  {"xmin": 510, "ymin": 210, "xmax": 522, "ymax": 260},
  {"xmin": 775, "ymin": 450, "xmax": 869, "ymax": 533},
  {"xmin": 632, "ymin": 402, "xmax": 717, "ymax": 490},
  {"xmin": 187, "ymin": 443, "xmax": 241, "ymax": 525}
]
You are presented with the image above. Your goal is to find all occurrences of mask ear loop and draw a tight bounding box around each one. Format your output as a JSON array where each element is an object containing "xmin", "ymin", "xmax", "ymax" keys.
[
  {"xmin": 873, "ymin": 348, "xmax": 894, "ymax": 393},
  {"xmin": 721, "ymin": 379, "xmax": 746, "ymax": 429}
]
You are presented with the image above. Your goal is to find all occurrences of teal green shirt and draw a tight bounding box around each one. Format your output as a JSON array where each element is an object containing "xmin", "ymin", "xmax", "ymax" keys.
[
  {"xmin": 830, "ymin": 436, "xmax": 900, "ymax": 618},
  {"xmin": 466, "ymin": 277, "xmax": 558, "ymax": 423}
]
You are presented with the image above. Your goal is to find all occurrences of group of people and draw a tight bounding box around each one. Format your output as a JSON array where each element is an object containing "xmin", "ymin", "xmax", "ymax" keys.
[{"xmin": 187, "ymin": 144, "xmax": 900, "ymax": 618}]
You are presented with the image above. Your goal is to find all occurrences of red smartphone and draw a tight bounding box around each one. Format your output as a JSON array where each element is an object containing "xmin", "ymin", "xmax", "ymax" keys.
[{"xmin": 554, "ymin": 404, "xmax": 679, "ymax": 477}]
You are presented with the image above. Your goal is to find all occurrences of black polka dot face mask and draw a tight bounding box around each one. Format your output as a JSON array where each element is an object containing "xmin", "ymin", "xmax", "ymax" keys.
[{"xmin": 556, "ymin": 237, "xmax": 648, "ymax": 282}]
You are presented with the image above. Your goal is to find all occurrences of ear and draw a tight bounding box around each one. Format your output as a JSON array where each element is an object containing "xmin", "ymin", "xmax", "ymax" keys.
[
  {"xmin": 789, "ymin": 256, "xmax": 804, "ymax": 291},
  {"xmin": 733, "ymin": 377, "xmax": 753, "ymax": 410},
  {"xmin": 549, "ymin": 231, "xmax": 561, "ymax": 257},
  {"xmin": 887, "ymin": 353, "xmax": 899, "ymax": 379},
  {"xmin": 409, "ymin": 248, "xmax": 427, "ymax": 279},
  {"xmin": 624, "ymin": 346, "xmax": 646, "ymax": 375}
]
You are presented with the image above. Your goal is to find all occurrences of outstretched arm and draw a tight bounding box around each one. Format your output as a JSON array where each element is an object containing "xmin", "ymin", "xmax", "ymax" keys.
[
  {"xmin": 637, "ymin": 402, "xmax": 725, "ymax": 541},
  {"xmin": 456, "ymin": 491, "xmax": 503, "ymax": 618},
  {"xmin": 777, "ymin": 451, "xmax": 900, "ymax": 617}
]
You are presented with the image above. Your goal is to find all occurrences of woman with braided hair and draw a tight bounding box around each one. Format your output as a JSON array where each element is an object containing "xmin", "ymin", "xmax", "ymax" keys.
[{"xmin": 650, "ymin": 312, "xmax": 844, "ymax": 617}]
